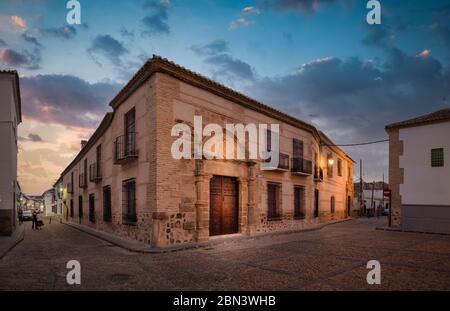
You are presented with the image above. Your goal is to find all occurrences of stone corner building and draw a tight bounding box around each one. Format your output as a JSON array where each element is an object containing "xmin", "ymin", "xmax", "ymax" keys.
[
  {"xmin": 56, "ymin": 56, "xmax": 354, "ymax": 248},
  {"xmin": 386, "ymin": 108, "xmax": 450, "ymax": 234},
  {"xmin": 0, "ymin": 70, "xmax": 22, "ymax": 236}
]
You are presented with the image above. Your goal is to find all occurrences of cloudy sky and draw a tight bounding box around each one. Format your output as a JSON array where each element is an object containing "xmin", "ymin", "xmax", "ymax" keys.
[{"xmin": 1, "ymin": 0, "xmax": 449, "ymax": 195}]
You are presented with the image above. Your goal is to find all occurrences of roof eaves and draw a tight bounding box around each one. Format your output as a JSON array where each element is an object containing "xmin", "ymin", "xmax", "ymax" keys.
[{"xmin": 385, "ymin": 108, "xmax": 450, "ymax": 131}]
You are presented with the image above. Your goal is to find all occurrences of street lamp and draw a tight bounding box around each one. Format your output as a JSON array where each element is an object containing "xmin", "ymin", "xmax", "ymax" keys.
[{"xmin": 328, "ymin": 158, "xmax": 335, "ymax": 166}]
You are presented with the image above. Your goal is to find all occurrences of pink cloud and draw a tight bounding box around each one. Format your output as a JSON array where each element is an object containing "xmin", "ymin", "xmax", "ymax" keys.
[
  {"xmin": 418, "ymin": 49, "xmax": 431, "ymax": 58},
  {"xmin": 10, "ymin": 15, "xmax": 27, "ymax": 31}
]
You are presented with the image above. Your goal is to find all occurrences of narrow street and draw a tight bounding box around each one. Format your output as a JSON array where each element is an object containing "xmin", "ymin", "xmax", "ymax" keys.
[{"xmin": 1, "ymin": 218, "xmax": 449, "ymax": 291}]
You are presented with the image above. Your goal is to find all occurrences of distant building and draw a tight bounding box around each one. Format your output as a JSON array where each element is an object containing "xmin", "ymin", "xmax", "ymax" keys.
[
  {"xmin": 353, "ymin": 182, "xmax": 389, "ymax": 215},
  {"xmin": 42, "ymin": 189, "xmax": 56, "ymax": 217},
  {"xmin": 27, "ymin": 196, "xmax": 44, "ymax": 212},
  {"xmin": 386, "ymin": 108, "xmax": 450, "ymax": 234},
  {"xmin": 0, "ymin": 70, "xmax": 22, "ymax": 236},
  {"xmin": 53, "ymin": 180, "xmax": 64, "ymax": 217}
]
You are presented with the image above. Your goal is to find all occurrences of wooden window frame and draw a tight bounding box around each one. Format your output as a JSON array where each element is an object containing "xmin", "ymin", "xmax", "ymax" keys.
[
  {"xmin": 122, "ymin": 179, "xmax": 137, "ymax": 225},
  {"xmin": 70, "ymin": 199, "xmax": 74, "ymax": 218},
  {"xmin": 267, "ymin": 182, "xmax": 282, "ymax": 221},
  {"xmin": 103, "ymin": 186, "xmax": 112, "ymax": 222},
  {"xmin": 78, "ymin": 195, "xmax": 83, "ymax": 219},
  {"xmin": 331, "ymin": 196, "xmax": 336, "ymax": 214},
  {"xmin": 294, "ymin": 185, "xmax": 306, "ymax": 220},
  {"xmin": 89, "ymin": 194, "xmax": 95, "ymax": 223}
]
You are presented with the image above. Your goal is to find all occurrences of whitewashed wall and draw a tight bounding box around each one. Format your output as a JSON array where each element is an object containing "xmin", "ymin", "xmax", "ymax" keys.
[{"xmin": 399, "ymin": 122, "xmax": 450, "ymax": 206}]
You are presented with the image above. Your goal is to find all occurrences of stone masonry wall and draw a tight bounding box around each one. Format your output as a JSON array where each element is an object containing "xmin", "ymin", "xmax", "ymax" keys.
[
  {"xmin": 61, "ymin": 77, "xmax": 157, "ymax": 245},
  {"xmin": 388, "ymin": 129, "xmax": 403, "ymax": 228},
  {"xmin": 149, "ymin": 72, "xmax": 354, "ymax": 245}
]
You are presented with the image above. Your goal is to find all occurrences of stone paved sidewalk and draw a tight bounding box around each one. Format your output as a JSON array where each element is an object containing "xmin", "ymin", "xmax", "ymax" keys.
[
  {"xmin": 0, "ymin": 225, "xmax": 24, "ymax": 259},
  {"xmin": 1, "ymin": 218, "xmax": 449, "ymax": 291}
]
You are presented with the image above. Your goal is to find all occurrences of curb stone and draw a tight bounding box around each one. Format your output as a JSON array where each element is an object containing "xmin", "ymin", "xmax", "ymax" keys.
[
  {"xmin": 63, "ymin": 218, "xmax": 354, "ymax": 254},
  {"xmin": 376, "ymin": 226, "xmax": 450, "ymax": 236}
]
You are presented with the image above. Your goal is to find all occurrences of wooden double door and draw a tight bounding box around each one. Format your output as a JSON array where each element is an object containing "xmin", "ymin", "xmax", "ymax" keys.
[{"xmin": 210, "ymin": 176, "xmax": 239, "ymax": 236}]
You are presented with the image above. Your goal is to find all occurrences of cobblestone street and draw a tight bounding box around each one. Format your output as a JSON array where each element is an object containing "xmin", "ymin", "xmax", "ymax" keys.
[{"xmin": 1, "ymin": 218, "xmax": 449, "ymax": 291}]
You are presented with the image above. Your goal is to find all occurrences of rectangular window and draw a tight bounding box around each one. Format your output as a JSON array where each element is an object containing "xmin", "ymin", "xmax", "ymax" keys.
[
  {"xmin": 294, "ymin": 186, "xmax": 306, "ymax": 219},
  {"xmin": 125, "ymin": 108, "xmax": 136, "ymax": 155},
  {"xmin": 431, "ymin": 148, "xmax": 444, "ymax": 167},
  {"xmin": 327, "ymin": 154, "xmax": 334, "ymax": 178},
  {"xmin": 331, "ymin": 196, "xmax": 336, "ymax": 214},
  {"xmin": 125, "ymin": 108, "xmax": 136, "ymax": 135},
  {"xmin": 122, "ymin": 179, "xmax": 137, "ymax": 224},
  {"xmin": 292, "ymin": 139, "xmax": 304, "ymax": 172},
  {"xmin": 78, "ymin": 196, "xmax": 83, "ymax": 219},
  {"xmin": 293, "ymin": 139, "xmax": 304, "ymax": 158},
  {"xmin": 69, "ymin": 171, "xmax": 74, "ymax": 193},
  {"xmin": 338, "ymin": 159, "xmax": 343, "ymax": 177},
  {"xmin": 89, "ymin": 194, "xmax": 95, "ymax": 223},
  {"xmin": 96, "ymin": 144, "xmax": 102, "ymax": 177},
  {"xmin": 103, "ymin": 186, "xmax": 112, "ymax": 222},
  {"xmin": 70, "ymin": 199, "xmax": 74, "ymax": 218},
  {"xmin": 84, "ymin": 158, "xmax": 88, "ymax": 182},
  {"xmin": 267, "ymin": 183, "xmax": 281, "ymax": 220},
  {"xmin": 314, "ymin": 189, "xmax": 319, "ymax": 218},
  {"xmin": 96, "ymin": 144, "xmax": 102, "ymax": 164}
]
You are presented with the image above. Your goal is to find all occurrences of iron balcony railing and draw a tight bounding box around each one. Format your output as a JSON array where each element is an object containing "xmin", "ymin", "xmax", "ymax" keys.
[
  {"xmin": 79, "ymin": 173, "xmax": 87, "ymax": 189},
  {"xmin": 314, "ymin": 166, "xmax": 324, "ymax": 182},
  {"xmin": 263, "ymin": 153, "xmax": 290, "ymax": 171},
  {"xmin": 278, "ymin": 153, "xmax": 290, "ymax": 170},
  {"xmin": 114, "ymin": 132, "xmax": 138, "ymax": 164},
  {"xmin": 291, "ymin": 158, "xmax": 313, "ymax": 175},
  {"xmin": 89, "ymin": 163, "xmax": 102, "ymax": 182}
]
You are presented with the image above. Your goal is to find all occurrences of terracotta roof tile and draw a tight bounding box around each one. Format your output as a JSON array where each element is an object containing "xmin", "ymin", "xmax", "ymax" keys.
[{"xmin": 386, "ymin": 108, "xmax": 450, "ymax": 130}]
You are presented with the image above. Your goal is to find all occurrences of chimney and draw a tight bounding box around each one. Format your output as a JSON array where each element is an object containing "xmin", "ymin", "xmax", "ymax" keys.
[{"xmin": 81, "ymin": 140, "xmax": 88, "ymax": 149}]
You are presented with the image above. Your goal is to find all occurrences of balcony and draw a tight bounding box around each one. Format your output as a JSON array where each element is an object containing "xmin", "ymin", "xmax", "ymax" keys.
[
  {"xmin": 262, "ymin": 153, "xmax": 290, "ymax": 171},
  {"xmin": 79, "ymin": 173, "xmax": 87, "ymax": 189},
  {"xmin": 67, "ymin": 183, "xmax": 74, "ymax": 194},
  {"xmin": 291, "ymin": 158, "xmax": 313, "ymax": 176},
  {"xmin": 89, "ymin": 163, "xmax": 102, "ymax": 183},
  {"xmin": 114, "ymin": 132, "xmax": 138, "ymax": 165},
  {"xmin": 314, "ymin": 166, "xmax": 324, "ymax": 182}
]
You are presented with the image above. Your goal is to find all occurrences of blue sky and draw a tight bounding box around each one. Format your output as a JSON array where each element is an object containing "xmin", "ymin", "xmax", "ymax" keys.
[
  {"xmin": 2, "ymin": 0, "xmax": 450, "ymax": 81},
  {"xmin": 1, "ymin": 0, "xmax": 449, "ymax": 194}
]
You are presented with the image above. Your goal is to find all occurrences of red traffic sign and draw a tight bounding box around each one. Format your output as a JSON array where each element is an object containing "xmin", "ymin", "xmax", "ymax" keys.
[{"xmin": 383, "ymin": 189, "xmax": 391, "ymax": 196}]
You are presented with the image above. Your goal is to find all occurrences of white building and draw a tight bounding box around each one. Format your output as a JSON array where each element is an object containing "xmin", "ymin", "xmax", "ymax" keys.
[
  {"xmin": 0, "ymin": 70, "xmax": 22, "ymax": 236},
  {"xmin": 53, "ymin": 180, "xmax": 64, "ymax": 217},
  {"xmin": 42, "ymin": 189, "xmax": 56, "ymax": 217},
  {"xmin": 386, "ymin": 108, "xmax": 450, "ymax": 234}
]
